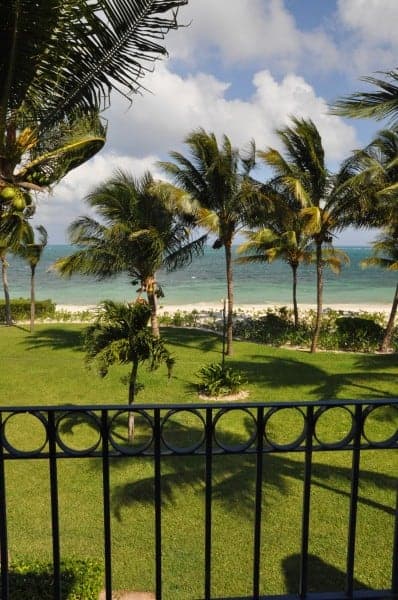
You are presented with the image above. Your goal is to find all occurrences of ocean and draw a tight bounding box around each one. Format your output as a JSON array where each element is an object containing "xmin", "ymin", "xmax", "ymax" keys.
[{"xmin": 3, "ymin": 245, "xmax": 397, "ymax": 307}]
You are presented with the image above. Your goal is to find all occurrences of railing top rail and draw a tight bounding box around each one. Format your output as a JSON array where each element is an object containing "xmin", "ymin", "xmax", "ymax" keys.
[{"xmin": 1, "ymin": 397, "xmax": 397, "ymax": 413}]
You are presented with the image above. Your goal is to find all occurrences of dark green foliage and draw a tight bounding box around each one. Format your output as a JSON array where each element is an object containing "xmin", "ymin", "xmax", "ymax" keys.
[
  {"xmin": 0, "ymin": 298, "xmax": 55, "ymax": 320},
  {"xmin": 336, "ymin": 317, "xmax": 384, "ymax": 352},
  {"xmin": 234, "ymin": 308, "xmax": 311, "ymax": 347},
  {"xmin": 5, "ymin": 558, "xmax": 102, "ymax": 600},
  {"xmin": 197, "ymin": 362, "xmax": 247, "ymax": 396}
]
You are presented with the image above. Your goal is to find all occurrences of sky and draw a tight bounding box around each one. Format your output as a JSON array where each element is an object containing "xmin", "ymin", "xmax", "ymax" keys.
[{"xmin": 34, "ymin": 0, "xmax": 398, "ymax": 245}]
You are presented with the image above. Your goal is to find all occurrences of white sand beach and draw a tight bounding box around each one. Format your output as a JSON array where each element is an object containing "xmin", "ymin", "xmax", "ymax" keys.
[{"xmin": 55, "ymin": 301, "xmax": 393, "ymax": 317}]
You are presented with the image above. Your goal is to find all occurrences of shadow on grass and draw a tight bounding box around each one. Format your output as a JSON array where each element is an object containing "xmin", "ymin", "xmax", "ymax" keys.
[
  {"xmin": 225, "ymin": 353, "xmax": 398, "ymax": 400},
  {"xmin": 22, "ymin": 327, "xmax": 84, "ymax": 352},
  {"xmin": 283, "ymin": 553, "xmax": 371, "ymax": 594},
  {"xmin": 162, "ymin": 327, "xmax": 221, "ymax": 354},
  {"xmin": 106, "ymin": 419, "xmax": 396, "ymax": 522}
]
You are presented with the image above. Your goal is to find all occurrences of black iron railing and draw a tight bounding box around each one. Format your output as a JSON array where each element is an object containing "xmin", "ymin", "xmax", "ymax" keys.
[{"xmin": 0, "ymin": 399, "xmax": 397, "ymax": 600}]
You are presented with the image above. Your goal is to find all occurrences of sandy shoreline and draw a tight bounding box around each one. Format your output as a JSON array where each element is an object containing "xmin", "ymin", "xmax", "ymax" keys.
[{"xmin": 55, "ymin": 301, "xmax": 392, "ymax": 317}]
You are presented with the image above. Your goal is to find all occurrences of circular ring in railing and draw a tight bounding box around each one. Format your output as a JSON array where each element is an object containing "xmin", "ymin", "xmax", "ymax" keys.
[
  {"xmin": 263, "ymin": 407, "xmax": 306, "ymax": 451},
  {"xmin": 361, "ymin": 404, "xmax": 398, "ymax": 448},
  {"xmin": 55, "ymin": 410, "xmax": 102, "ymax": 456},
  {"xmin": 1, "ymin": 411, "xmax": 48, "ymax": 457},
  {"xmin": 108, "ymin": 409, "xmax": 154, "ymax": 455},
  {"xmin": 313, "ymin": 406, "xmax": 356, "ymax": 449},
  {"xmin": 213, "ymin": 408, "xmax": 257, "ymax": 453},
  {"xmin": 161, "ymin": 409, "xmax": 205, "ymax": 454}
]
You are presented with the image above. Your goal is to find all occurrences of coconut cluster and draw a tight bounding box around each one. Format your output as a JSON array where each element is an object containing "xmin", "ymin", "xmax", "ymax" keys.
[{"xmin": 0, "ymin": 185, "xmax": 32, "ymax": 212}]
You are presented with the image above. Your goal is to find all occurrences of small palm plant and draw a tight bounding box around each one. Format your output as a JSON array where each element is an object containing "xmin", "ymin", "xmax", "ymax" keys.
[{"xmin": 84, "ymin": 300, "xmax": 174, "ymax": 441}]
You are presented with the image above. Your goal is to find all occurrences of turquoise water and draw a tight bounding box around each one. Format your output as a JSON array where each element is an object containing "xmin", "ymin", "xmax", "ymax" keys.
[{"xmin": 4, "ymin": 245, "xmax": 397, "ymax": 306}]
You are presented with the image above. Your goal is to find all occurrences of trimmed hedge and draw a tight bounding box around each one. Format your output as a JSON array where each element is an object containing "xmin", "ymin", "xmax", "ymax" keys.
[
  {"xmin": 336, "ymin": 316, "xmax": 384, "ymax": 352},
  {"xmin": 4, "ymin": 558, "xmax": 102, "ymax": 600},
  {"xmin": 0, "ymin": 298, "xmax": 55, "ymax": 321}
]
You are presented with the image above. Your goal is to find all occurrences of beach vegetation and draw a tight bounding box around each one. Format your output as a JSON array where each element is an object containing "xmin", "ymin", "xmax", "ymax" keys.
[
  {"xmin": 83, "ymin": 300, "xmax": 174, "ymax": 441},
  {"xmin": 53, "ymin": 171, "xmax": 206, "ymax": 337},
  {"xmin": 0, "ymin": 1, "xmax": 187, "ymax": 238},
  {"xmin": 258, "ymin": 118, "xmax": 351, "ymax": 352},
  {"xmin": 160, "ymin": 128, "xmax": 260, "ymax": 356},
  {"xmin": 0, "ymin": 297, "xmax": 55, "ymax": 322}
]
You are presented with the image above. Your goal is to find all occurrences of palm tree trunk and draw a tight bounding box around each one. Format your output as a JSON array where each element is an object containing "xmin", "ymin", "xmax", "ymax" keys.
[
  {"xmin": 1, "ymin": 254, "xmax": 12, "ymax": 326},
  {"xmin": 30, "ymin": 264, "xmax": 36, "ymax": 332},
  {"xmin": 224, "ymin": 239, "xmax": 234, "ymax": 356},
  {"xmin": 311, "ymin": 241, "xmax": 323, "ymax": 353},
  {"xmin": 291, "ymin": 263, "xmax": 299, "ymax": 328},
  {"xmin": 128, "ymin": 360, "xmax": 139, "ymax": 443},
  {"xmin": 146, "ymin": 275, "xmax": 160, "ymax": 338},
  {"xmin": 380, "ymin": 282, "xmax": 398, "ymax": 352}
]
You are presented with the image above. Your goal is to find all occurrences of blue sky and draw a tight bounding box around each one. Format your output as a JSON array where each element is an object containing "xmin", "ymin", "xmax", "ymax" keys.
[{"xmin": 36, "ymin": 0, "xmax": 398, "ymax": 245}]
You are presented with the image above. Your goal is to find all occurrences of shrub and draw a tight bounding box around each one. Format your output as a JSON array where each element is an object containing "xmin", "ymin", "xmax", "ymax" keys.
[
  {"xmin": 0, "ymin": 298, "xmax": 55, "ymax": 321},
  {"xmin": 336, "ymin": 316, "xmax": 384, "ymax": 351},
  {"xmin": 197, "ymin": 362, "xmax": 247, "ymax": 396},
  {"xmin": 6, "ymin": 558, "xmax": 102, "ymax": 599}
]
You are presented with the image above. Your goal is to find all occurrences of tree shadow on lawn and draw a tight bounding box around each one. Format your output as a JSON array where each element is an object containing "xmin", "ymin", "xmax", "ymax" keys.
[
  {"xmin": 22, "ymin": 327, "xmax": 84, "ymax": 352},
  {"xmin": 162, "ymin": 327, "xmax": 221, "ymax": 354},
  {"xmin": 106, "ymin": 421, "xmax": 396, "ymax": 522},
  {"xmin": 226, "ymin": 354, "xmax": 398, "ymax": 400},
  {"xmin": 283, "ymin": 553, "xmax": 371, "ymax": 595}
]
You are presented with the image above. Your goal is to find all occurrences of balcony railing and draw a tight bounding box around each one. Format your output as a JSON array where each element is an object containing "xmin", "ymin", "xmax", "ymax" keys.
[{"xmin": 0, "ymin": 399, "xmax": 397, "ymax": 600}]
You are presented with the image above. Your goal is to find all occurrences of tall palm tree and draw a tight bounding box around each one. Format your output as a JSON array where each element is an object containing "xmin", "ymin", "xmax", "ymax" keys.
[
  {"xmin": 0, "ymin": 1, "xmax": 187, "ymax": 231},
  {"xmin": 84, "ymin": 300, "xmax": 173, "ymax": 441},
  {"xmin": 361, "ymin": 226, "xmax": 398, "ymax": 352},
  {"xmin": 16, "ymin": 225, "xmax": 48, "ymax": 332},
  {"xmin": 53, "ymin": 171, "xmax": 206, "ymax": 337},
  {"xmin": 331, "ymin": 69, "xmax": 398, "ymax": 126},
  {"xmin": 160, "ymin": 128, "xmax": 258, "ymax": 355},
  {"xmin": 258, "ymin": 118, "xmax": 350, "ymax": 352}
]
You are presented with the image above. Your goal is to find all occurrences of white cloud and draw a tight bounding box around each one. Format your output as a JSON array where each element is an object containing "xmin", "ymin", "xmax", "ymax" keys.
[
  {"xmin": 107, "ymin": 66, "xmax": 358, "ymax": 162},
  {"xmin": 168, "ymin": 0, "xmax": 339, "ymax": 72},
  {"xmin": 337, "ymin": 0, "xmax": 398, "ymax": 74}
]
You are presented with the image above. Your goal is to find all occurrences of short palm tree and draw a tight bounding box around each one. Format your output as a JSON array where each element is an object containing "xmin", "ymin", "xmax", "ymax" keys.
[
  {"xmin": 331, "ymin": 69, "xmax": 398, "ymax": 126},
  {"xmin": 258, "ymin": 118, "xmax": 350, "ymax": 352},
  {"xmin": 160, "ymin": 128, "xmax": 258, "ymax": 355},
  {"xmin": 53, "ymin": 171, "xmax": 206, "ymax": 336},
  {"xmin": 84, "ymin": 300, "xmax": 173, "ymax": 442},
  {"xmin": 361, "ymin": 226, "xmax": 398, "ymax": 352},
  {"xmin": 237, "ymin": 225, "xmax": 313, "ymax": 328},
  {"xmin": 16, "ymin": 225, "xmax": 48, "ymax": 332}
]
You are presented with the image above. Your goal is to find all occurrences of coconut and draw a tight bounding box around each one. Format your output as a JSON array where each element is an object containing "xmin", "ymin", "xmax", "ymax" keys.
[
  {"xmin": 11, "ymin": 190, "xmax": 26, "ymax": 211},
  {"xmin": 0, "ymin": 186, "xmax": 16, "ymax": 200}
]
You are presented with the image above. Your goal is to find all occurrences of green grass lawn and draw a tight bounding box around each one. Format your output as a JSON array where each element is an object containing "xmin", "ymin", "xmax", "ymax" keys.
[{"xmin": 1, "ymin": 324, "xmax": 397, "ymax": 598}]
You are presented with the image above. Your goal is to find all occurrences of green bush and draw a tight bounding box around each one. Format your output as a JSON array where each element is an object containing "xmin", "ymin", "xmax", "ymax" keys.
[
  {"xmin": 197, "ymin": 362, "xmax": 247, "ymax": 396},
  {"xmin": 336, "ymin": 316, "xmax": 384, "ymax": 351},
  {"xmin": 0, "ymin": 298, "xmax": 55, "ymax": 321},
  {"xmin": 5, "ymin": 558, "xmax": 102, "ymax": 600}
]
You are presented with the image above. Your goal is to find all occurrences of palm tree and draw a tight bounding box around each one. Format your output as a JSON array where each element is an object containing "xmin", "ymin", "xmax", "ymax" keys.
[
  {"xmin": 160, "ymin": 128, "xmax": 258, "ymax": 355},
  {"xmin": 361, "ymin": 224, "xmax": 398, "ymax": 352},
  {"xmin": 237, "ymin": 222, "xmax": 313, "ymax": 328},
  {"xmin": 53, "ymin": 171, "xmax": 206, "ymax": 337},
  {"xmin": 0, "ymin": 197, "xmax": 35, "ymax": 325},
  {"xmin": 258, "ymin": 118, "xmax": 350, "ymax": 352},
  {"xmin": 84, "ymin": 300, "xmax": 173, "ymax": 442},
  {"xmin": 331, "ymin": 69, "xmax": 398, "ymax": 126},
  {"xmin": 361, "ymin": 226, "xmax": 398, "ymax": 352},
  {"xmin": 16, "ymin": 225, "xmax": 48, "ymax": 332},
  {"xmin": 0, "ymin": 1, "xmax": 187, "ymax": 232}
]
